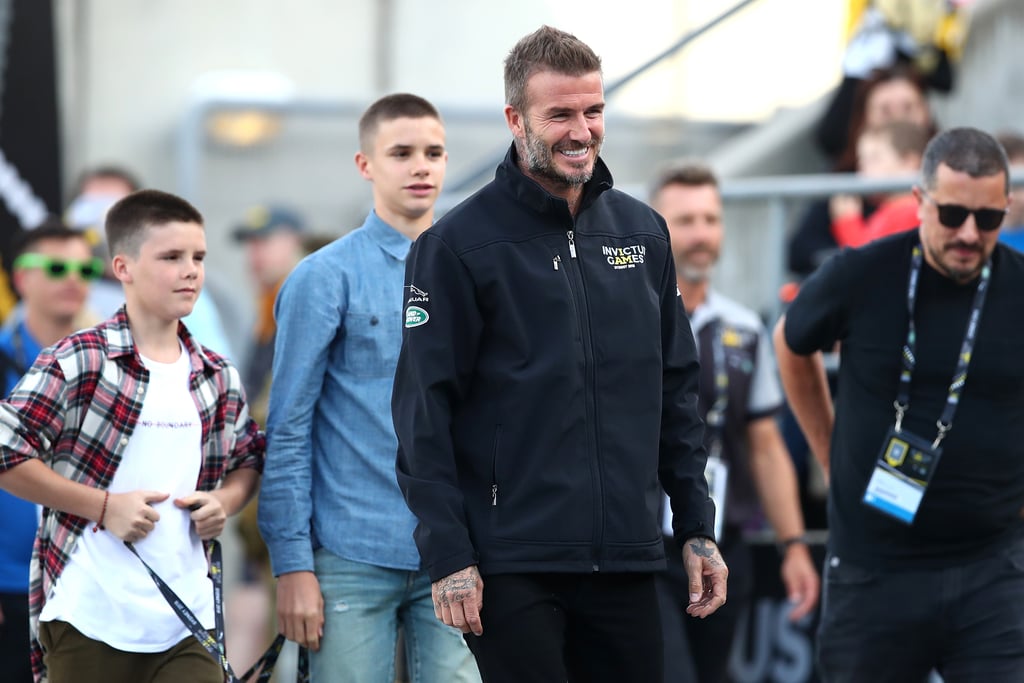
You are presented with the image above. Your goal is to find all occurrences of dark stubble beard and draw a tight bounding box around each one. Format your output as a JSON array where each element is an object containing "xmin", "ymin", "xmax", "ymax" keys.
[
  {"xmin": 520, "ymin": 120, "xmax": 603, "ymax": 187},
  {"xmin": 925, "ymin": 238, "xmax": 985, "ymax": 284}
]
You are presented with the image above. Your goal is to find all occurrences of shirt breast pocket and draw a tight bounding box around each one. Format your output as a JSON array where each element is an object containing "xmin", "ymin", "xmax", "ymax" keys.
[{"xmin": 344, "ymin": 311, "xmax": 400, "ymax": 378}]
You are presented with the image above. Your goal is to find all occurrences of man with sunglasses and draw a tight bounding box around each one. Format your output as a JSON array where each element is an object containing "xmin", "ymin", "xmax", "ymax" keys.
[
  {"xmin": 0, "ymin": 221, "xmax": 96, "ymax": 682},
  {"xmin": 775, "ymin": 126, "xmax": 1024, "ymax": 682}
]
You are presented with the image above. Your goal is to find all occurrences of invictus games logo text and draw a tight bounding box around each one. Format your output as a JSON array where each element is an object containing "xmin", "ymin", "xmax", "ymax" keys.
[{"xmin": 602, "ymin": 244, "xmax": 646, "ymax": 269}]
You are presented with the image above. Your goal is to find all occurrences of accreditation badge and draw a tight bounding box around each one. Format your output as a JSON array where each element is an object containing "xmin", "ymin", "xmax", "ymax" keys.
[
  {"xmin": 705, "ymin": 453, "xmax": 728, "ymax": 542},
  {"xmin": 862, "ymin": 427, "xmax": 943, "ymax": 525}
]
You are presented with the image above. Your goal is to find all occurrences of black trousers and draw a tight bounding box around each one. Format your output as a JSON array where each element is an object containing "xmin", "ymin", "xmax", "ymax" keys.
[
  {"xmin": 0, "ymin": 591, "xmax": 33, "ymax": 683},
  {"xmin": 655, "ymin": 531, "xmax": 754, "ymax": 683},
  {"xmin": 817, "ymin": 541, "xmax": 1024, "ymax": 683},
  {"xmin": 464, "ymin": 572, "xmax": 662, "ymax": 683}
]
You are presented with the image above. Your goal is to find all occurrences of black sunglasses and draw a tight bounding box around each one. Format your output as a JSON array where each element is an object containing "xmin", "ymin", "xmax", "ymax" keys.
[{"xmin": 920, "ymin": 190, "xmax": 1008, "ymax": 232}]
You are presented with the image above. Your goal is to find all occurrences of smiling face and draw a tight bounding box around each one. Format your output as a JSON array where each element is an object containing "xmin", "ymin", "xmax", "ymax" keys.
[
  {"xmin": 113, "ymin": 220, "xmax": 206, "ymax": 324},
  {"xmin": 505, "ymin": 70, "xmax": 605, "ymax": 200},
  {"xmin": 355, "ymin": 115, "xmax": 447, "ymax": 234}
]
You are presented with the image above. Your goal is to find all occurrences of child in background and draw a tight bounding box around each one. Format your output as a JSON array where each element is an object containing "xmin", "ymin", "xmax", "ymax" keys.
[{"xmin": 830, "ymin": 120, "xmax": 930, "ymax": 248}]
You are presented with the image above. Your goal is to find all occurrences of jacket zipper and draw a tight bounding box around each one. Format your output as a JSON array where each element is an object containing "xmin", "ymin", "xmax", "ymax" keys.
[
  {"xmin": 490, "ymin": 424, "xmax": 502, "ymax": 506},
  {"xmin": 561, "ymin": 226, "xmax": 603, "ymax": 572}
]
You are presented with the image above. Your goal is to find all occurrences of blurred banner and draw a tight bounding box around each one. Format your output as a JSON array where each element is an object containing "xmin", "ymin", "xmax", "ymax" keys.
[
  {"xmin": 0, "ymin": 0, "xmax": 62, "ymax": 275},
  {"xmin": 728, "ymin": 540, "xmax": 826, "ymax": 683}
]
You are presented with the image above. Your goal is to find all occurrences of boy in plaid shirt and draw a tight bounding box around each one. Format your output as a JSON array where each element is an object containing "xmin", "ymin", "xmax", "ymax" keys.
[{"xmin": 0, "ymin": 189, "xmax": 265, "ymax": 683}]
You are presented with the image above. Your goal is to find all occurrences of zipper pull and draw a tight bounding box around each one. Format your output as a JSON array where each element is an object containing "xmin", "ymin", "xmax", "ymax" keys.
[
  {"xmin": 491, "ymin": 484, "xmax": 498, "ymax": 506},
  {"xmin": 567, "ymin": 231, "xmax": 577, "ymax": 258},
  {"xmin": 553, "ymin": 254, "xmax": 561, "ymax": 271}
]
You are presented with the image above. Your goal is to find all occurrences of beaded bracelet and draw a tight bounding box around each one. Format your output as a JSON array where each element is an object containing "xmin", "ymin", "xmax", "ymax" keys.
[{"xmin": 93, "ymin": 490, "xmax": 109, "ymax": 533}]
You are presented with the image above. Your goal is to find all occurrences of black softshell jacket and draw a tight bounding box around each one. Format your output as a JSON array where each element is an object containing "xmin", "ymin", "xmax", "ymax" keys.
[{"xmin": 393, "ymin": 145, "xmax": 715, "ymax": 582}]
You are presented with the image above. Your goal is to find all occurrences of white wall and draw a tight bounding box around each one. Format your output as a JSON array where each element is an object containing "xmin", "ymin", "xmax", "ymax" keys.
[
  {"xmin": 55, "ymin": 0, "xmax": 846, "ymax": 199},
  {"xmin": 52, "ymin": 0, "xmax": 845, "ymax": 347}
]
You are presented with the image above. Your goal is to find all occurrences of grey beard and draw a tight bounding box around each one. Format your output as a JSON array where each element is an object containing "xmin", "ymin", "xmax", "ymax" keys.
[
  {"xmin": 678, "ymin": 263, "xmax": 713, "ymax": 283},
  {"xmin": 518, "ymin": 131, "xmax": 603, "ymax": 188}
]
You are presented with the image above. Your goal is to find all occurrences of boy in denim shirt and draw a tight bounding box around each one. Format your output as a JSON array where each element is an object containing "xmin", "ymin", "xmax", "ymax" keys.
[{"xmin": 258, "ymin": 93, "xmax": 478, "ymax": 682}]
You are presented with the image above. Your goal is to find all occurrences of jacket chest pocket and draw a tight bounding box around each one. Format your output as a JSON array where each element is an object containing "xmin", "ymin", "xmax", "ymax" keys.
[{"xmin": 344, "ymin": 311, "xmax": 400, "ymax": 378}]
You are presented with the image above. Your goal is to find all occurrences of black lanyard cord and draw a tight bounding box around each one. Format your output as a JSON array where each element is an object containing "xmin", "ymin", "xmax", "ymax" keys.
[
  {"xmin": 895, "ymin": 244, "xmax": 991, "ymax": 448},
  {"xmin": 126, "ymin": 539, "xmax": 309, "ymax": 683}
]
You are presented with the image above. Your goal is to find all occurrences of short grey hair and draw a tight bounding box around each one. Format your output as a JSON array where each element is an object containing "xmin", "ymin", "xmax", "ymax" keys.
[{"xmin": 504, "ymin": 26, "xmax": 602, "ymax": 114}]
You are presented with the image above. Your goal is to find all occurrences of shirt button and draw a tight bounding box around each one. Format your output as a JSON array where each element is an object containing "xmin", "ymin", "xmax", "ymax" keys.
[
  {"xmin": 120, "ymin": 437, "xmax": 129, "ymax": 446},
  {"xmin": 136, "ymin": 387, "xmax": 144, "ymax": 395}
]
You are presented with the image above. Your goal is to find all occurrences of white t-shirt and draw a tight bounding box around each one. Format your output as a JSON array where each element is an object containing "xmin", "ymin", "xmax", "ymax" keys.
[{"xmin": 40, "ymin": 343, "xmax": 214, "ymax": 651}]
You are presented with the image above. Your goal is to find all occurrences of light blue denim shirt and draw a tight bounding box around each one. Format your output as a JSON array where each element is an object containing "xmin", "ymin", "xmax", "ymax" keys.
[{"xmin": 258, "ymin": 211, "xmax": 419, "ymax": 575}]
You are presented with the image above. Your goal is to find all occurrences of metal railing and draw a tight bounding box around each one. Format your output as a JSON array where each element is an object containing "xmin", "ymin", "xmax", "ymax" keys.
[
  {"xmin": 175, "ymin": 0, "xmax": 763, "ymax": 204},
  {"xmin": 620, "ymin": 171, "xmax": 1024, "ymax": 321}
]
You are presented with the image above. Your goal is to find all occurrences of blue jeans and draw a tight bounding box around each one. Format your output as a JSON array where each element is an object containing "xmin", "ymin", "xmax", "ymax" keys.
[
  {"xmin": 817, "ymin": 541, "xmax": 1024, "ymax": 683},
  {"xmin": 311, "ymin": 548, "xmax": 479, "ymax": 683}
]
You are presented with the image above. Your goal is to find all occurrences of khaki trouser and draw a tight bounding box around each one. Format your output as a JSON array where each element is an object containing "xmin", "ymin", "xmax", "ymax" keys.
[{"xmin": 39, "ymin": 620, "xmax": 221, "ymax": 683}]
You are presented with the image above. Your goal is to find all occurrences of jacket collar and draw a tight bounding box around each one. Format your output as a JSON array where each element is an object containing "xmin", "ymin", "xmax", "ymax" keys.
[{"xmin": 495, "ymin": 143, "xmax": 614, "ymax": 216}]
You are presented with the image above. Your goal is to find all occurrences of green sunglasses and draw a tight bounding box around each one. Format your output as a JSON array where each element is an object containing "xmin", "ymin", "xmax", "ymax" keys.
[{"xmin": 13, "ymin": 253, "xmax": 105, "ymax": 281}]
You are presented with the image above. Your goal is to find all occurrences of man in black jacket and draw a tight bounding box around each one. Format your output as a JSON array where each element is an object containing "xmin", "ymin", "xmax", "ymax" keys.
[{"xmin": 392, "ymin": 25, "xmax": 727, "ymax": 683}]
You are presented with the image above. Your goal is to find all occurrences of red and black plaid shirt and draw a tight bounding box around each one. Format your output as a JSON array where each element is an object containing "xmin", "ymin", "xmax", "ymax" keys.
[{"xmin": 0, "ymin": 308, "xmax": 265, "ymax": 682}]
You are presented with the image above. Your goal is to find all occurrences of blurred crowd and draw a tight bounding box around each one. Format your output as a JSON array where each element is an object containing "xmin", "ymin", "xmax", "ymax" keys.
[{"xmin": 4, "ymin": 2, "xmax": 1024, "ymax": 683}]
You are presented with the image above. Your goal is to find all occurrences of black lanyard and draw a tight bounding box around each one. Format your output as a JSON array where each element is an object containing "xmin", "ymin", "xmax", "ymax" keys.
[
  {"xmin": 126, "ymin": 540, "xmax": 309, "ymax": 683},
  {"xmin": 895, "ymin": 245, "xmax": 991, "ymax": 448},
  {"xmin": 703, "ymin": 320, "xmax": 728, "ymax": 459}
]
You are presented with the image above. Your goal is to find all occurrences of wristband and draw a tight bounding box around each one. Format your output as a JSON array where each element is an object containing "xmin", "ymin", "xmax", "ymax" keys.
[{"xmin": 776, "ymin": 534, "xmax": 807, "ymax": 556}]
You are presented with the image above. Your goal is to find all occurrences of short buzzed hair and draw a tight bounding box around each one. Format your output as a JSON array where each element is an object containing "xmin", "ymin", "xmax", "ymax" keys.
[
  {"xmin": 358, "ymin": 93, "xmax": 442, "ymax": 152},
  {"xmin": 649, "ymin": 161, "xmax": 719, "ymax": 203},
  {"xmin": 105, "ymin": 189, "xmax": 204, "ymax": 257},
  {"xmin": 921, "ymin": 127, "xmax": 1010, "ymax": 193},
  {"xmin": 504, "ymin": 26, "xmax": 602, "ymax": 114}
]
